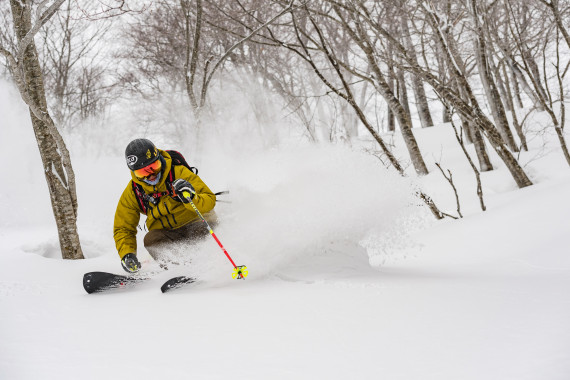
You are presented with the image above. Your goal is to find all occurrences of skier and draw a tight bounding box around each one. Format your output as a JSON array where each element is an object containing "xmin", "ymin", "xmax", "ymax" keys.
[{"xmin": 114, "ymin": 138, "xmax": 217, "ymax": 273}]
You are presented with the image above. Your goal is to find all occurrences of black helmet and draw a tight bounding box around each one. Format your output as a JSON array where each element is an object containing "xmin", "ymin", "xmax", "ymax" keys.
[{"xmin": 125, "ymin": 138, "xmax": 160, "ymax": 170}]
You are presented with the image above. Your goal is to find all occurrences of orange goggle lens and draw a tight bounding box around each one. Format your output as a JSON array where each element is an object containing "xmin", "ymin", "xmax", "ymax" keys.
[{"xmin": 133, "ymin": 159, "xmax": 161, "ymax": 178}]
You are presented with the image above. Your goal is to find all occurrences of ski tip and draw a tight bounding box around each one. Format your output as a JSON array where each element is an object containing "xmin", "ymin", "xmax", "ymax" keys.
[
  {"xmin": 161, "ymin": 276, "xmax": 195, "ymax": 293},
  {"xmin": 82, "ymin": 271, "xmax": 144, "ymax": 294},
  {"xmin": 83, "ymin": 272, "xmax": 113, "ymax": 294},
  {"xmin": 83, "ymin": 272, "xmax": 97, "ymax": 294}
]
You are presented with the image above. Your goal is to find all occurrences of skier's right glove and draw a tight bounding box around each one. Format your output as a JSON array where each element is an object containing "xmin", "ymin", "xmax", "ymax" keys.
[
  {"xmin": 121, "ymin": 253, "xmax": 141, "ymax": 273},
  {"xmin": 172, "ymin": 178, "xmax": 196, "ymax": 204}
]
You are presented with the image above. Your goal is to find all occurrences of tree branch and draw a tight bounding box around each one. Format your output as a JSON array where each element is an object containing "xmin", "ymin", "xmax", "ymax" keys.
[
  {"xmin": 17, "ymin": 0, "xmax": 66, "ymax": 62},
  {"xmin": 202, "ymin": 0, "xmax": 295, "ymax": 101}
]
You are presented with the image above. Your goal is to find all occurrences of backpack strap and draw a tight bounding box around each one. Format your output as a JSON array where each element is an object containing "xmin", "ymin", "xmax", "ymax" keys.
[
  {"xmin": 165, "ymin": 167, "xmax": 176, "ymax": 197},
  {"xmin": 132, "ymin": 181, "xmax": 150, "ymax": 214}
]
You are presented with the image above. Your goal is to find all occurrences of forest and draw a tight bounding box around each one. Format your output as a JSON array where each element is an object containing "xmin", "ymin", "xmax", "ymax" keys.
[
  {"xmin": 2, "ymin": 0, "xmax": 568, "ymax": 259},
  {"xmin": 0, "ymin": 0, "xmax": 570, "ymax": 258},
  {"xmin": 0, "ymin": 0, "xmax": 570, "ymax": 249}
]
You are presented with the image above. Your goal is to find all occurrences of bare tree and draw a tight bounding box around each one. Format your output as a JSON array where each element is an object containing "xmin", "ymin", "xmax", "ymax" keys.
[
  {"xmin": 38, "ymin": 0, "xmax": 115, "ymax": 128},
  {"xmin": 179, "ymin": 0, "xmax": 294, "ymax": 134},
  {"xmin": 1, "ymin": 0, "xmax": 83, "ymax": 259},
  {"xmin": 538, "ymin": 0, "xmax": 570, "ymax": 49},
  {"xmin": 347, "ymin": 0, "xmax": 533, "ymax": 188},
  {"xmin": 397, "ymin": 2, "xmax": 434, "ymax": 128},
  {"xmin": 294, "ymin": 3, "xmax": 429, "ymax": 175},
  {"xmin": 506, "ymin": 0, "xmax": 570, "ymax": 166},
  {"xmin": 123, "ymin": 0, "xmax": 293, "ymax": 145},
  {"xmin": 469, "ymin": 0, "xmax": 518, "ymax": 152}
]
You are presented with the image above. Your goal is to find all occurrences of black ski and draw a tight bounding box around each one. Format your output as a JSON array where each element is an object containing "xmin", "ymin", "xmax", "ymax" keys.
[
  {"xmin": 161, "ymin": 276, "xmax": 195, "ymax": 293},
  {"xmin": 83, "ymin": 271, "xmax": 147, "ymax": 294}
]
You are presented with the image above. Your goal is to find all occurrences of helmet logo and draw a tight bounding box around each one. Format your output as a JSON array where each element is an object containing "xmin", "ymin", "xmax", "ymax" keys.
[
  {"xmin": 126, "ymin": 155, "xmax": 138, "ymax": 167},
  {"xmin": 146, "ymin": 149, "xmax": 152, "ymax": 159}
]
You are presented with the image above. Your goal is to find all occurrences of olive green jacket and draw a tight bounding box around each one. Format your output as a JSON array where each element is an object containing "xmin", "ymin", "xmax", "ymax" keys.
[{"xmin": 113, "ymin": 150, "xmax": 216, "ymax": 259}]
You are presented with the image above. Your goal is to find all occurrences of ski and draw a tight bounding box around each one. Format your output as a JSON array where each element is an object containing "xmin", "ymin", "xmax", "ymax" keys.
[
  {"xmin": 160, "ymin": 276, "xmax": 195, "ymax": 293},
  {"xmin": 83, "ymin": 271, "xmax": 147, "ymax": 294}
]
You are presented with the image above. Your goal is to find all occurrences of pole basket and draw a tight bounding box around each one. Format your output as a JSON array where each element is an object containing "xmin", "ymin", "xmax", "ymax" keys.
[{"xmin": 232, "ymin": 265, "xmax": 248, "ymax": 280}]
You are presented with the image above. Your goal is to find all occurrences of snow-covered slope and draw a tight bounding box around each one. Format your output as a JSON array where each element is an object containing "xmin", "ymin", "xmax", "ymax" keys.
[{"xmin": 1, "ymin": 82, "xmax": 569, "ymax": 380}]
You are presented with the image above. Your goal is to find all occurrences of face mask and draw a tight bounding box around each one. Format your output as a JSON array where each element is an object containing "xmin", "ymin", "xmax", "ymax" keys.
[{"xmin": 143, "ymin": 171, "xmax": 162, "ymax": 186}]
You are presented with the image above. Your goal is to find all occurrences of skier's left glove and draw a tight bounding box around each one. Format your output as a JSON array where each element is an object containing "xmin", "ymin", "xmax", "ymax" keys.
[
  {"xmin": 121, "ymin": 253, "xmax": 141, "ymax": 274},
  {"xmin": 172, "ymin": 178, "xmax": 196, "ymax": 203}
]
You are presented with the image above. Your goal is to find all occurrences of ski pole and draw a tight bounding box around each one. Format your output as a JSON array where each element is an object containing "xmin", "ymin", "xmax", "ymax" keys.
[{"xmin": 181, "ymin": 190, "xmax": 247, "ymax": 280}]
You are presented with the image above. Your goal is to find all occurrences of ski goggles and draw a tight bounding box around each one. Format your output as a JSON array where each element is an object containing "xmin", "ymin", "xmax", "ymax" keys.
[{"xmin": 133, "ymin": 159, "xmax": 162, "ymax": 179}]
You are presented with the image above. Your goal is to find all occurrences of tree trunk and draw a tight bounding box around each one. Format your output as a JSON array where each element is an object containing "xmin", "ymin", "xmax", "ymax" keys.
[
  {"xmin": 399, "ymin": 12, "xmax": 434, "ymax": 128},
  {"xmin": 377, "ymin": 64, "xmax": 429, "ymax": 175},
  {"xmin": 353, "ymin": 31, "xmax": 428, "ymax": 174},
  {"xmin": 443, "ymin": 104, "xmax": 452, "ymax": 123},
  {"xmin": 452, "ymin": 80, "xmax": 494, "ymax": 171},
  {"xmin": 476, "ymin": 48, "xmax": 517, "ymax": 151},
  {"xmin": 387, "ymin": 102, "xmax": 395, "ymax": 131},
  {"xmin": 470, "ymin": 121, "xmax": 494, "ymax": 172},
  {"xmin": 555, "ymin": 127, "xmax": 570, "ymax": 166},
  {"xmin": 412, "ymin": 75, "xmax": 434, "ymax": 128},
  {"xmin": 546, "ymin": 0, "xmax": 570, "ymax": 50},
  {"xmin": 330, "ymin": 9, "xmax": 429, "ymax": 174},
  {"xmin": 521, "ymin": 48, "xmax": 548, "ymax": 102},
  {"xmin": 461, "ymin": 116, "xmax": 474, "ymax": 144},
  {"xmin": 386, "ymin": 44, "xmax": 396, "ymax": 132},
  {"xmin": 10, "ymin": 0, "xmax": 83, "ymax": 259},
  {"xmin": 471, "ymin": 0, "xmax": 518, "ymax": 152},
  {"xmin": 488, "ymin": 57, "xmax": 510, "ymax": 112},
  {"xmin": 396, "ymin": 69, "xmax": 411, "ymax": 119},
  {"xmin": 508, "ymin": 63, "xmax": 524, "ymax": 108},
  {"xmin": 501, "ymin": 62, "xmax": 528, "ymax": 151},
  {"xmin": 509, "ymin": 60, "xmax": 543, "ymax": 110},
  {"xmin": 456, "ymin": 104, "xmax": 494, "ymax": 173},
  {"xmin": 435, "ymin": 33, "xmax": 451, "ymax": 124}
]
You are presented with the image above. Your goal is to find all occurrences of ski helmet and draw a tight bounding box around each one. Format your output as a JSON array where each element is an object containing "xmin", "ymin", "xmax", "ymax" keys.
[{"xmin": 125, "ymin": 138, "xmax": 160, "ymax": 171}]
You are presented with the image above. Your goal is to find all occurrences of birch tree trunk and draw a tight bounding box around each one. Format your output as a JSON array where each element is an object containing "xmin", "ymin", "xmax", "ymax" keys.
[
  {"xmin": 454, "ymin": 81, "xmax": 494, "ymax": 171},
  {"xmin": 397, "ymin": 69, "xmax": 411, "ymax": 119},
  {"xmin": 400, "ymin": 13, "xmax": 434, "ymax": 128},
  {"xmin": 412, "ymin": 75, "xmax": 434, "ymax": 128},
  {"xmin": 475, "ymin": 46, "xmax": 518, "ymax": 151},
  {"xmin": 470, "ymin": 121, "xmax": 494, "ymax": 172},
  {"xmin": 509, "ymin": 64, "xmax": 524, "ymax": 109},
  {"xmin": 342, "ymin": 13, "xmax": 429, "ymax": 175},
  {"xmin": 386, "ymin": 44, "xmax": 396, "ymax": 132},
  {"xmin": 509, "ymin": 60, "xmax": 544, "ymax": 110},
  {"xmin": 501, "ymin": 62, "xmax": 528, "ymax": 150},
  {"xmin": 6, "ymin": 0, "xmax": 83, "ymax": 259},
  {"xmin": 374, "ymin": 61, "xmax": 429, "ymax": 175},
  {"xmin": 471, "ymin": 0, "xmax": 518, "ymax": 152},
  {"xmin": 443, "ymin": 104, "xmax": 452, "ymax": 123}
]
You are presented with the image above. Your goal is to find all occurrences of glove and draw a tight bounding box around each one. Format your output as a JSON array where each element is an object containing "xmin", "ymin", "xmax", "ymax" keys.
[
  {"xmin": 172, "ymin": 178, "xmax": 196, "ymax": 204},
  {"xmin": 121, "ymin": 253, "xmax": 141, "ymax": 273}
]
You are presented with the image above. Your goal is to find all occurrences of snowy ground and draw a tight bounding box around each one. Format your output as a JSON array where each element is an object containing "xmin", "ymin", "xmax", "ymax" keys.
[{"xmin": 1, "ymin": 83, "xmax": 570, "ymax": 380}]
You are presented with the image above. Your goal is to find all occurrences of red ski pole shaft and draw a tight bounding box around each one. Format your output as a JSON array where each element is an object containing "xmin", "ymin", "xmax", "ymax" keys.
[{"xmin": 182, "ymin": 191, "xmax": 240, "ymax": 271}]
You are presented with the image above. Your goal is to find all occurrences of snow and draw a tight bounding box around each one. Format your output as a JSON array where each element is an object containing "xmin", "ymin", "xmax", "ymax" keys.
[{"xmin": 1, "ymin": 80, "xmax": 570, "ymax": 380}]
